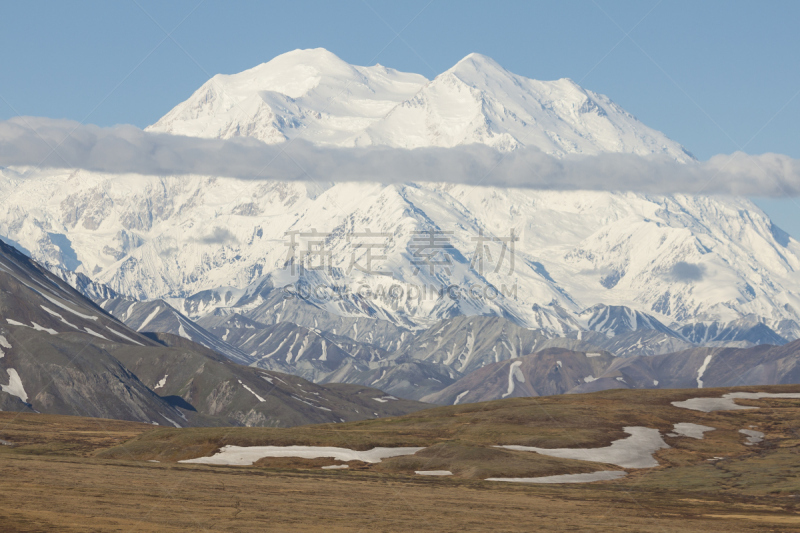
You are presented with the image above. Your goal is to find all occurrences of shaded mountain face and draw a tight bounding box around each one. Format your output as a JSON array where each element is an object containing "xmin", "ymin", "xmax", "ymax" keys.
[
  {"xmin": 1, "ymin": 49, "xmax": 797, "ymax": 342},
  {"xmin": 423, "ymin": 341, "xmax": 800, "ymax": 405},
  {"xmin": 98, "ymin": 297, "xmax": 253, "ymax": 365},
  {"xmin": 677, "ymin": 316, "xmax": 792, "ymax": 346},
  {"xmin": 592, "ymin": 339, "xmax": 800, "ymax": 392},
  {"xmin": 0, "ymin": 239, "xmax": 184, "ymax": 425},
  {"xmin": 421, "ymin": 349, "xmax": 617, "ymax": 405},
  {"xmin": 0, "ymin": 241, "xmax": 427, "ymax": 426},
  {"xmin": 117, "ymin": 332, "xmax": 427, "ymax": 427}
]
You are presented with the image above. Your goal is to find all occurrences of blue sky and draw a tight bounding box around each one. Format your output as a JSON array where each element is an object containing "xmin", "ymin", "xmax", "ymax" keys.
[{"xmin": 1, "ymin": 1, "xmax": 798, "ymax": 234}]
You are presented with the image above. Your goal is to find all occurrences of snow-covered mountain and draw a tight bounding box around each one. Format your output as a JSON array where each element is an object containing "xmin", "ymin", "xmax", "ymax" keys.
[
  {"xmin": 1, "ymin": 48, "xmax": 799, "ymax": 342},
  {"xmin": 149, "ymin": 48, "xmax": 429, "ymax": 146}
]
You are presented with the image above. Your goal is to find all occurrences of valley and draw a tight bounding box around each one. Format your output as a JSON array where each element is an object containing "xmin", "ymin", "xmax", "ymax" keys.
[{"xmin": 1, "ymin": 385, "xmax": 799, "ymax": 531}]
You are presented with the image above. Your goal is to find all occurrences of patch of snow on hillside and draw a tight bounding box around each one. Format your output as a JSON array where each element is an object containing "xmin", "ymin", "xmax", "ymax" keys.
[
  {"xmin": 498, "ymin": 426, "xmax": 668, "ymax": 468},
  {"xmin": 137, "ymin": 307, "xmax": 161, "ymax": 331},
  {"xmin": 83, "ymin": 328, "xmax": 109, "ymax": 340},
  {"xmin": 454, "ymin": 390, "xmax": 470, "ymax": 405},
  {"xmin": 672, "ymin": 392, "xmax": 800, "ymax": 412},
  {"xmin": 502, "ymin": 361, "xmax": 525, "ymax": 398},
  {"xmin": 668, "ymin": 423, "xmax": 715, "ymax": 439},
  {"xmin": 40, "ymin": 294, "xmax": 98, "ymax": 321},
  {"xmin": 106, "ymin": 328, "xmax": 144, "ymax": 346},
  {"xmin": 739, "ymin": 429, "xmax": 764, "ymax": 445},
  {"xmin": 1, "ymin": 369, "xmax": 28, "ymax": 402},
  {"xmin": 41, "ymin": 306, "xmax": 78, "ymax": 329},
  {"xmin": 696, "ymin": 354, "xmax": 713, "ymax": 388},
  {"xmin": 180, "ymin": 445, "xmax": 425, "ymax": 465},
  {"xmin": 238, "ymin": 380, "xmax": 266, "ymax": 402},
  {"xmin": 0, "ymin": 335, "xmax": 9, "ymax": 358}
]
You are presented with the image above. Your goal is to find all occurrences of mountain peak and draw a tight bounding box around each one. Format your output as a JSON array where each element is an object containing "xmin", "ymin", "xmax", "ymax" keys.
[
  {"xmin": 448, "ymin": 52, "xmax": 508, "ymax": 77},
  {"xmin": 264, "ymin": 47, "xmax": 350, "ymax": 69},
  {"xmin": 149, "ymin": 48, "xmax": 692, "ymax": 161}
]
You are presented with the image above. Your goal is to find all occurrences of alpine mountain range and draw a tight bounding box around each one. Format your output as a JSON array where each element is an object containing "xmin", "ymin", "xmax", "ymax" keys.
[{"xmin": 2, "ymin": 48, "xmax": 799, "ymax": 403}]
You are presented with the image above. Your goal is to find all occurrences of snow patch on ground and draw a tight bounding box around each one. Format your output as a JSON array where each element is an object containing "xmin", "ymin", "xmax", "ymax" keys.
[
  {"xmin": 415, "ymin": 470, "xmax": 452, "ymax": 476},
  {"xmin": 498, "ymin": 427, "xmax": 668, "ymax": 469},
  {"xmin": 41, "ymin": 306, "xmax": 78, "ymax": 329},
  {"xmin": 8, "ymin": 319, "xmax": 58, "ymax": 335},
  {"xmin": 696, "ymin": 354, "xmax": 713, "ymax": 388},
  {"xmin": 322, "ymin": 464, "xmax": 349, "ymax": 470},
  {"xmin": 180, "ymin": 445, "xmax": 425, "ymax": 465},
  {"xmin": 106, "ymin": 328, "xmax": 144, "ymax": 346},
  {"xmin": 155, "ymin": 375, "xmax": 168, "ymax": 390},
  {"xmin": 1, "ymin": 369, "xmax": 28, "ymax": 402},
  {"xmin": 0, "ymin": 335, "xmax": 9, "ymax": 359},
  {"xmin": 137, "ymin": 307, "xmax": 161, "ymax": 331},
  {"xmin": 454, "ymin": 390, "xmax": 470, "ymax": 405},
  {"xmin": 487, "ymin": 470, "xmax": 627, "ymax": 484},
  {"xmin": 502, "ymin": 361, "xmax": 524, "ymax": 398},
  {"xmin": 238, "ymin": 380, "xmax": 266, "ymax": 402},
  {"xmin": 163, "ymin": 416, "xmax": 181, "ymax": 428},
  {"xmin": 372, "ymin": 396, "xmax": 397, "ymax": 403},
  {"xmin": 84, "ymin": 328, "xmax": 109, "ymax": 340},
  {"xmin": 668, "ymin": 423, "xmax": 715, "ymax": 439},
  {"xmin": 672, "ymin": 392, "xmax": 800, "ymax": 412},
  {"xmin": 739, "ymin": 429, "xmax": 764, "ymax": 445},
  {"xmin": 31, "ymin": 322, "xmax": 58, "ymax": 335},
  {"xmin": 40, "ymin": 293, "xmax": 98, "ymax": 321}
]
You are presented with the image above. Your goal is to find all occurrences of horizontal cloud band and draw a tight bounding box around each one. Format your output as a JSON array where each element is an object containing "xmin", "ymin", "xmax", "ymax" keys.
[{"xmin": 1, "ymin": 117, "xmax": 799, "ymax": 196}]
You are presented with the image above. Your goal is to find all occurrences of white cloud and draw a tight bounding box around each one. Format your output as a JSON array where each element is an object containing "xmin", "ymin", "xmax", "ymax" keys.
[{"xmin": 2, "ymin": 117, "xmax": 799, "ymax": 196}]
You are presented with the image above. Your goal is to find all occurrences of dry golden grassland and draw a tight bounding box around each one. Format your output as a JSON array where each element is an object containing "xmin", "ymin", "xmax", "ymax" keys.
[{"xmin": 1, "ymin": 385, "xmax": 799, "ymax": 531}]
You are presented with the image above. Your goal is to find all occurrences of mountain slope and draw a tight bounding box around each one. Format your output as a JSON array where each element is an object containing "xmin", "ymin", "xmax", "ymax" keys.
[
  {"xmin": 424, "ymin": 340, "xmax": 800, "ymax": 405},
  {"xmin": 115, "ymin": 332, "xmax": 427, "ymax": 427},
  {"xmin": 148, "ymin": 48, "xmax": 429, "ymax": 146},
  {"xmin": 0, "ymin": 239, "xmax": 186, "ymax": 425},
  {"xmin": 358, "ymin": 53, "xmax": 693, "ymax": 159},
  {"xmin": 421, "ymin": 348, "xmax": 617, "ymax": 404},
  {"xmin": 0, "ymin": 239, "xmax": 427, "ymax": 425},
  {"xmin": 98, "ymin": 297, "xmax": 253, "ymax": 364}
]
